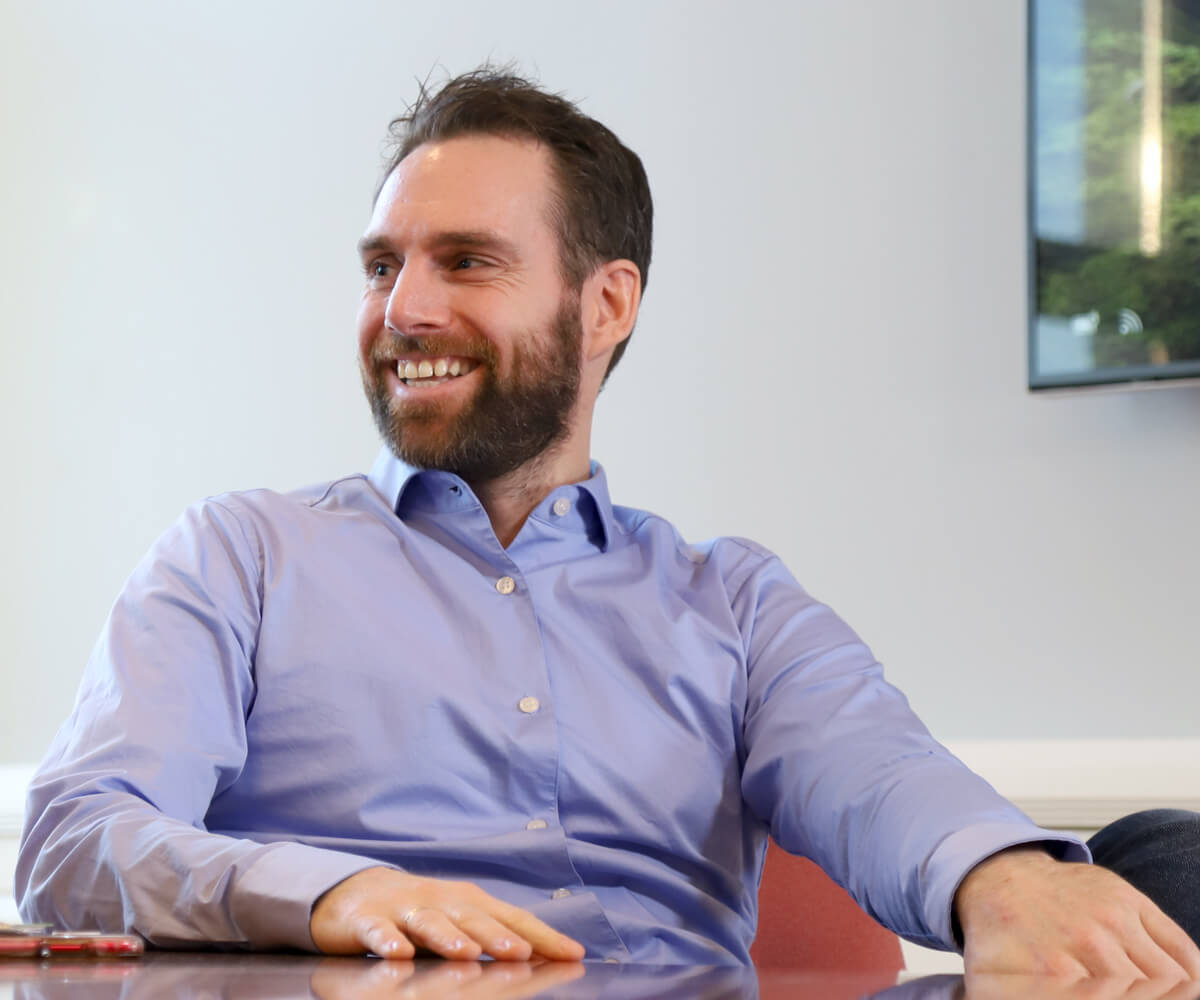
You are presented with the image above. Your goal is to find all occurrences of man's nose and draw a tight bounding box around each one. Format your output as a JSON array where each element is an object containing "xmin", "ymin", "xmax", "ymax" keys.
[{"xmin": 383, "ymin": 262, "xmax": 451, "ymax": 333}]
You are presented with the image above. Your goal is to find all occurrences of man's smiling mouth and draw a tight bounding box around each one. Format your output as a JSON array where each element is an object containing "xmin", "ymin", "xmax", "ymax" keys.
[{"xmin": 396, "ymin": 357, "xmax": 480, "ymax": 388}]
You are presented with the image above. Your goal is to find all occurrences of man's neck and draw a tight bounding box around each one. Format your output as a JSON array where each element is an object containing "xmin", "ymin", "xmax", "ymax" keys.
[{"xmin": 467, "ymin": 446, "xmax": 591, "ymax": 548}]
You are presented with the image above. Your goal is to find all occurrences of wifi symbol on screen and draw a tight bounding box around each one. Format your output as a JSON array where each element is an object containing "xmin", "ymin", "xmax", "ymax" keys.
[{"xmin": 1117, "ymin": 308, "xmax": 1144, "ymax": 335}]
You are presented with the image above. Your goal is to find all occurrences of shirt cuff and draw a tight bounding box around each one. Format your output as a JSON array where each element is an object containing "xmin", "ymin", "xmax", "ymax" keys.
[
  {"xmin": 921, "ymin": 823, "xmax": 1091, "ymax": 951},
  {"xmin": 229, "ymin": 842, "xmax": 388, "ymax": 951}
]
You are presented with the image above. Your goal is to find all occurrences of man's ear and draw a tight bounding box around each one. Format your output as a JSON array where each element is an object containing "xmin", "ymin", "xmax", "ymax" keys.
[{"xmin": 580, "ymin": 259, "xmax": 641, "ymax": 364}]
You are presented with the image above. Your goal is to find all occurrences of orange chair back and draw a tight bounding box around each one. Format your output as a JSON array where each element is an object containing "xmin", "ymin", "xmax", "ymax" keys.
[{"xmin": 750, "ymin": 840, "xmax": 904, "ymax": 974}]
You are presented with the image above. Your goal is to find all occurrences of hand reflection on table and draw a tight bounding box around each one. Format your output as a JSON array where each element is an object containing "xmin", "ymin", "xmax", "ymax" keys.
[
  {"xmin": 871, "ymin": 973, "xmax": 1200, "ymax": 1000},
  {"xmin": 309, "ymin": 958, "xmax": 754, "ymax": 1000},
  {"xmin": 309, "ymin": 958, "xmax": 585, "ymax": 1000}
]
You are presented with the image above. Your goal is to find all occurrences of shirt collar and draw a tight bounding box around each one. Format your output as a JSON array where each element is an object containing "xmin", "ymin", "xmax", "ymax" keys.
[{"xmin": 366, "ymin": 446, "xmax": 614, "ymax": 551}]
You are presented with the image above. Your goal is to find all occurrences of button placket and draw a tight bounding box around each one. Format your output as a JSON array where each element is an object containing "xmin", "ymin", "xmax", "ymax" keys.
[{"xmin": 492, "ymin": 559, "xmax": 563, "ymax": 869}]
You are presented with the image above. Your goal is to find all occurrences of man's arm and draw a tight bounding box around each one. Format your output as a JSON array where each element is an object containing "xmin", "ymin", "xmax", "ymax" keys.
[
  {"xmin": 17, "ymin": 499, "xmax": 375, "ymax": 947},
  {"xmin": 732, "ymin": 551, "xmax": 1084, "ymax": 948},
  {"xmin": 734, "ymin": 552, "xmax": 1200, "ymax": 976},
  {"xmin": 18, "ymin": 497, "xmax": 580, "ymax": 960}
]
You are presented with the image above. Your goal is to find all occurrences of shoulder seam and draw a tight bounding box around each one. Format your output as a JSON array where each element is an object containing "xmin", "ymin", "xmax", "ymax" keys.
[
  {"xmin": 719, "ymin": 536, "xmax": 776, "ymax": 560},
  {"xmin": 303, "ymin": 474, "xmax": 367, "ymax": 509},
  {"xmin": 205, "ymin": 496, "xmax": 266, "ymax": 616},
  {"xmin": 206, "ymin": 496, "xmax": 257, "ymax": 564},
  {"xmin": 726, "ymin": 546, "xmax": 780, "ymax": 662}
]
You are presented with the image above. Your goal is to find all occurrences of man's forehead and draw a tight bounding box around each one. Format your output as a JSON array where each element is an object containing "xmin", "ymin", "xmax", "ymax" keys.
[{"xmin": 373, "ymin": 135, "xmax": 554, "ymax": 219}]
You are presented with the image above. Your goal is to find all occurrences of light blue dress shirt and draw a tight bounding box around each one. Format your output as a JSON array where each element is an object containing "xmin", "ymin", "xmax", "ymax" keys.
[{"xmin": 18, "ymin": 450, "xmax": 1085, "ymax": 964}]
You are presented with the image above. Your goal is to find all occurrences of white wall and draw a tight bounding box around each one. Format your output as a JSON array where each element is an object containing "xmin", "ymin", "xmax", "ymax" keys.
[{"xmin": 3, "ymin": 0, "xmax": 1199, "ymax": 770}]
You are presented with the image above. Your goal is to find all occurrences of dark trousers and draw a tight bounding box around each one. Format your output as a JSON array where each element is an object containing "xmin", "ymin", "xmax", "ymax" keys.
[{"xmin": 1089, "ymin": 809, "xmax": 1200, "ymax": 944}]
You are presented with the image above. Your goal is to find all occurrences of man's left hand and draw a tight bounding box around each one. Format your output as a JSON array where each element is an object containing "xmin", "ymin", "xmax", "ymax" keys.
[{"xmin": 955, "ymin": 846, "xmax": 1200, "ymax": 980}]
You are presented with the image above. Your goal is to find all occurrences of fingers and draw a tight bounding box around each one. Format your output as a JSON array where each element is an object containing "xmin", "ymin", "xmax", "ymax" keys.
[
  {"xmin": 1140, "ymin": 907, "xmax": 1200, "ymax": 981},
  {"xmin": 309, "ymin": 868, "xmax": 585, "ymax": 963},
  {"xmin": 398, "ymin": 906, "xmax": 483, "ymax": 960},
  {"xmin": 401, "ymin": 899, "xmax": 584, "ymax": 962},
  {"xmin": 443, "ymin": 907, "xmax": 534, "ymax": 960},
  {"xmin": 1157, "ymin": 979, "xmax": 1200, "ymax": 1000},
  {"xmin": 1077, "ymin": 895, "xmax": 1199, "ymax": 982},
  {"xmin": 1121, "ymin": 920, "xmax": 1190, "ymax": 982},
  {"xmin": 354, "ymin": 914, "xmax": 415, "ymax": 960},
  {"xmin": 1124, "ymin": 978, "xmax": 1200, "ymax": 1000},
  {"xmin": 1055, "ymin": 906, "xmax": 1188, "ymax": 982},
  {"xmin": 483, "ymin": 898, "xmax": 586, "ymax": 961}
]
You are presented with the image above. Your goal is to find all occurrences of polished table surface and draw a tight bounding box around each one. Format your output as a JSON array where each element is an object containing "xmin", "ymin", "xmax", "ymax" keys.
[{"xmin": 2, "ymin": 955, "xmax": 1200, "ymax": 1000}]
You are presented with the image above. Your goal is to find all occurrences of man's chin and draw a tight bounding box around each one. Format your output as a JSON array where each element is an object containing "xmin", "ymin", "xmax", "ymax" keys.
[{"xmin": 387, "ymin": 433, "xmax": 465, "ymax": 472}]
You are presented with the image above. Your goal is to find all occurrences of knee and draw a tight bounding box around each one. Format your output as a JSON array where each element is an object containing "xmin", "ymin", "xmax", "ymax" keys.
[
  {"xmin": 1101, "ymin": 809, "xmax": 1200, "ymax": 836},
  {"xmin": 1089, "ymin": 809, "xmax": 1200, "ymax": 869}
]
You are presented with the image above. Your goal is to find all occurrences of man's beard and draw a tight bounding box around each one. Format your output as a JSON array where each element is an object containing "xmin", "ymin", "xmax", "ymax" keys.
[{"xmin": 362, "ymin": 296, "xmax": 583, "ymax": 483}]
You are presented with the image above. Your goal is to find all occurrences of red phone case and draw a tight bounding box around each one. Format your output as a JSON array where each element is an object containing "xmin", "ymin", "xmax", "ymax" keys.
[{"xmin": 0, "ymin": 932, "xmax": 143, "ymax": 960}]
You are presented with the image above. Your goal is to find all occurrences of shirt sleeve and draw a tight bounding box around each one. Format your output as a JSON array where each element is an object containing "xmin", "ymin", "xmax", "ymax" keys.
[
  {"xmin": 735, "ymin": 552, "xmax": 1089, "ymax": 951},
  {"xmin": 15, "ymin": 498, "xmax": 377, "ymax": 949}
]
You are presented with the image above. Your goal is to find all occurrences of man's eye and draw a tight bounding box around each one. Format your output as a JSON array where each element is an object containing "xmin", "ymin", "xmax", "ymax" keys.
[
  {"xmin": 364, "ymin": 260, "xmax": 396, "ymax": 284},
  {"xmin": 452, "ymin": 256, "xmax": 484, "ymax": 270}
]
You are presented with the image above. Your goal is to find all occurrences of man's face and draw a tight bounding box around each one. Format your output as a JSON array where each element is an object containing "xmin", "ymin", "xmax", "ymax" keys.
[{"xmin": 356, "ymin": 135, "xmax": 583, "ymax": 483}]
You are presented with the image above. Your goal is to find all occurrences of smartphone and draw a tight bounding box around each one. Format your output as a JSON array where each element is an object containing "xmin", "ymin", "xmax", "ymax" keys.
[{"xmin": 0, "ymin": 932, "xmax": 143, "ymax": 960}]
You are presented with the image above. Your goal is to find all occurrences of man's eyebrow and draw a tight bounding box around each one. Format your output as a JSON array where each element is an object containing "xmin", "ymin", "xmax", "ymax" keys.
[
  {"xmin": 428, "ymin": 230, "xmax": 520, "ymax": 257},
  {"xmin": 357, "ymin": 234, "xmax": 389, "ymax": 257},
  {"xmin": 356, "ymin": 231, "xmax": 521, "ymax": 258}
]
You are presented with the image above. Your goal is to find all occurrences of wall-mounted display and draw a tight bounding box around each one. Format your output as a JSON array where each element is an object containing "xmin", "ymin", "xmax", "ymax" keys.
[{"xmin": 1030, "ymin": 0, "xmax": 1200, "ymax": 388}]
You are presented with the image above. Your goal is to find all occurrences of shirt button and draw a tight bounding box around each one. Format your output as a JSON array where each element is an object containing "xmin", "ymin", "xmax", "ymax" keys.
[
  {"xmin": 552, "ymin": 888, "xmax": 572, "ymax": 899},
  {"xmin": 518, "ymin": 696, "xmax": 540, "ymax": 714},
  {"xmin": 525, "ymin": 818, "xmax": 548, "ymax": 830},
  {"xmin": 551, "ymin": 498, "xmax": 571, "ymax": 517},
  {"xmin": 495, "ymin": 576, "xmax": 516, "ymax": 595}
]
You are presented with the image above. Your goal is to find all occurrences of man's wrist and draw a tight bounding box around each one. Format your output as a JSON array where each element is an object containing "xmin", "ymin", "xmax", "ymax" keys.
[{"xmin": 952, "ymin": 844, "xmax": 1060, "ymax": 946}]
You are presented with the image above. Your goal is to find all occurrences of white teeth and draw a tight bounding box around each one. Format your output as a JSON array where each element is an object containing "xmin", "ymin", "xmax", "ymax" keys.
[{"xmin": 397, "ymin": 357, "xmax": 472, "ymax": 383}]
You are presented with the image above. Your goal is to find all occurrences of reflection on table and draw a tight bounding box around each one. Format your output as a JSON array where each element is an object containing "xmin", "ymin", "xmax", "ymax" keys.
[{"xmin": 3, "ymin": 954, "xmax": 1200, "ymax": 1000}]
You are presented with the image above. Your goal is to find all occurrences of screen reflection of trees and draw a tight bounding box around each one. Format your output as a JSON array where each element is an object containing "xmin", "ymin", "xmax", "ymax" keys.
[{"xmin": 1035, "ymin": 0, "xmax": 1200, "ymax": 372}]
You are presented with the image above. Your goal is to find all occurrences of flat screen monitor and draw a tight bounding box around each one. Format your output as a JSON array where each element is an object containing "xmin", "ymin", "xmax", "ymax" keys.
[{"xmin": 1029, "ymin": 0, "xmax": 1200, "ymax": 389}]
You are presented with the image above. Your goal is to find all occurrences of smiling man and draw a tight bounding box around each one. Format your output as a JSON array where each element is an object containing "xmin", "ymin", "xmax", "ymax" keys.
[{"xmin": 17, "ymin": 69, "xmax": 1200, "ymax": 979}]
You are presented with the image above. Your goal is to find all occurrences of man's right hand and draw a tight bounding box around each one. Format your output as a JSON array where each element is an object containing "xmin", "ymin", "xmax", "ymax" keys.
[{"xmin": 308, "ymin": 867, "xmax": 587, "ymax": 962}]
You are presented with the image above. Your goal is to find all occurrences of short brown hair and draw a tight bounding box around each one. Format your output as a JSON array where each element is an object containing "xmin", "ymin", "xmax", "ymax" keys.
[{"xmin": 381, "ymin": 67, "xmax": 653, "ymax": 380}]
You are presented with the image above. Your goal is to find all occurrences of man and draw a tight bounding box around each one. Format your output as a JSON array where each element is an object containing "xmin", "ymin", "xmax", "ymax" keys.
[{"xmin": 16, "ymin": 69, "xmax": 1200, "ymax": 978}]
